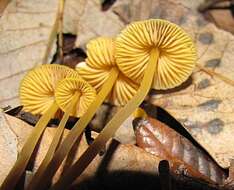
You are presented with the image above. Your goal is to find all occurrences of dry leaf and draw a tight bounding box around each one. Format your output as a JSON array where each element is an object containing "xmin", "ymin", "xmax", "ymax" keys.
[
  {"xmin": 111, "ymin": 0, "xmax": 234, "ymax": 169},
  {"xmin": 0, "ymin": 0, "xmax": 58, "ymax": 108},
  {"xmin": 0, "ymin": 111, "xmax": 163, "ymax": 187},
  {"xmin": 0, "ymin": 0, "xmax": 10, "ymax": 16},
  {"xmin": 199, "ymin": 0, "xmax": 234, "ymax": 34},
  {"xmin": 63, "ymin": 0, "xmax": 124, "ymax": 48},
  {"xmin": 134, "ymin": 116, "xmax": 226, "ymax": 184}
]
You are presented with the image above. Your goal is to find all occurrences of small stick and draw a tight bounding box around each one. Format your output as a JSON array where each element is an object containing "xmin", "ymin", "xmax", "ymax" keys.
[
  {"xmin": 196, "ymin": 64, "xmax": 234, "ymax": 87},
  {"xmin": 58, "ymin": 0, "xmax": 65, "ymax": 63},
  {"xmin": 42, "ymin": 0, "xmax": 64, "ymax": 64}
]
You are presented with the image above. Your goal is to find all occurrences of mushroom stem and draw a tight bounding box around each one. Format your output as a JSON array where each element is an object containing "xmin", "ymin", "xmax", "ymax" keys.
[
  {"xmin": 26, "ymin": 92, "xmax": 80, "ymax": 190},
  {"xmin": 0, "ymin": 102, "xmax": 59, "ymax": 190},
  {"xmin": 50, "ymin": 48, "xmax": 159, "ymax": 190},
  {"xmin": 31, "ymin": 67, "xmax": 119, "ymax": 190}
]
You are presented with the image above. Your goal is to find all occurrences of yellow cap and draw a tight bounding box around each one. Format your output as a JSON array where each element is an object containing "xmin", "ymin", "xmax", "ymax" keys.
[
  {"xmin": 55, "ymin": 78, "xmax": 96, "ymax": 117},
  {"xmin": 19, "ymin": 64, "xmax": 80, "ymax": 115},
  {"xmin": 116, "ymin": 19, "xmax": 196, "ymax": 90},
  {"xmin": 76, "ymin": 37, "xmax": 139, "ymax": 106}
]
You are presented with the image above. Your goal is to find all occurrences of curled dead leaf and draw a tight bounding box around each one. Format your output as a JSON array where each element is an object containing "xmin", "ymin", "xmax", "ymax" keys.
[{"xmin": 133, "ymin": 116, "xmax": 227, "ymax": 184}]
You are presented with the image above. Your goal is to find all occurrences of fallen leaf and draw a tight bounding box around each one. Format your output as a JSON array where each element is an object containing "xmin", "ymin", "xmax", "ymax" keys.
[
  {"xmin": 63, "ymin": 0, "xmax": 124, "ymax": 48},
  {"xmin": 134, "ymin": 116, "xmax": 226, "ymax": 184},
  {"xmin": 0, "ymin": 0, "xmax": 58, "ymax": 108},
  {"xmin": 0, "ymin": 0, "xmax": 10, "ymax": 16},
  {"xmin": 199, "ymin": 0, "xmax": 234, "ymax": 34},
  {"xmin": 111, "ymin": 0, "xmax": 234, "ymax": 169},
  {"xmin": 0, "ymin": 111, "xmax": 18, "ymax": 184}
]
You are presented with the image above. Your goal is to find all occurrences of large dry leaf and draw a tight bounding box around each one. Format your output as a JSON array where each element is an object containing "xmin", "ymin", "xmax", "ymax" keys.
[
  {"xmin": 111, "ymin": 0, "xmax": 234, "ymax": 168},
  {"xmin": 0, "ymin": 0, "xmax": 58, "ymax": 108},
  {"xmin": 63, "ymin": 0, "xmax": 124, "ymax": 48},
  {"xmin": 0, "ymin": 111, "xmax": 162, "ymax": 186}
]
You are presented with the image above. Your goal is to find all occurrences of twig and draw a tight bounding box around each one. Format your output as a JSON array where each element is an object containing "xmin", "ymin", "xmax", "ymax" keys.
[
  {"xmin": 196, "ymin": 64, "xmax": 234, "ymax": 87},
  {"xmin": 42, "ymin": 0, "xmax": 65, "ymax": 64},
  {"xmin": 58, "ymin": 0, "xmax": 65, "ymax": 63}
]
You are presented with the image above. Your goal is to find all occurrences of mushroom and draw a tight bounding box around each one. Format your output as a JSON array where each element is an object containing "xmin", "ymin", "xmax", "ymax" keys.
[
  {"xmin": 50, "ymin": 19, "xmax": 196, "ymax": 190},
  {"xmin": 26, "ymin": 77, "xmax": 96, "ymax": 190},
  {"xmin": 0, "ymin": 64, "xmax": 80, "ymax": 190},
  {"xmin": 77, "ymin": 37, "xmax": 139, "ymax": 105},
  {"xmin": 31, "ymin": 37, "xmax": 140, "ymax": 190}
]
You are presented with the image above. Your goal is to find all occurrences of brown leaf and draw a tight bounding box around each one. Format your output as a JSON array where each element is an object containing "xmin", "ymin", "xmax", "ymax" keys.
[
  {"xmin": 0, "ymin": 0, "xmax": 10, "ymax": 16},
  {"xmin": 62, "ymin": 0, "xmax": 124, "ymax": 48},
  {"xmin": 199, "ymin": 0, "xmax": 234, "ymax": 34},
  {"xmin": 134, "ymin": 116, "xmax": 226, "ymax": 184},
  {"xmin": 0, "ymin": 0, "xmax": 58, "ymax": 108}
]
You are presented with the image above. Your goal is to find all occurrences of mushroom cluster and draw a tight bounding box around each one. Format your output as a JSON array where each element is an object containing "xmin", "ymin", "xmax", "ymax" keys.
[
  {"xmin": 1, "ymin": 64, "xmax": 97, "ymax": 190},
  {"xmin": 1, "ymin": 19, "xmax": 196, "ymax": 190},
  {"xmin": 50, "ymin": 19, "xmax": 196, "ymax": 190}
]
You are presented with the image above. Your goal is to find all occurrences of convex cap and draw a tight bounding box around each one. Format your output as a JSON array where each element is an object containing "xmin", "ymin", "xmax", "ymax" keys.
[
  {"xmin": 76, "ymin": 37, "xmax": 139, "ymax": 106},
  {"xmin": 20, "ymin": 64, "xmax": 80, "ymax": 115},
  {"xmin": 116, "ymin": 19, "xmax": 196, "ymax": 90}
]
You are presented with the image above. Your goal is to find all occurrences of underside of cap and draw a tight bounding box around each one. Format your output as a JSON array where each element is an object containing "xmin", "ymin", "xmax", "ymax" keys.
[
  {"xmin": 115, "ymin": 19, "xmax": 196, "ymax": 90},
  {"xmin": 76, "ymin": 62, "xmax": 139, "ymax": 106},
  {"xmin": 55, "ymin": 77, "xmax": 97, "ymax": 117},
  {"xmin": 19, "ymin": 64, "xmax": 80, "ymax": 115}
]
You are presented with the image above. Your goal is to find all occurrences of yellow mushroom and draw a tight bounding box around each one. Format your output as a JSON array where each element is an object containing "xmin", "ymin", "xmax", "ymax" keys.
[
  {"xmin": 50, "ymin": 19, "xmax": 196, "ymax": 190},
  {"xmin": 26, "ymin": 77, "xmax": 96, "ymax": 190},
  {"xmin": 32, "ymin": 37, "xmax": 140, "ymax": 190},
  {"xmin": 0, "ymin": 64, "xmax": 80, "ymax": 190},
  {"xmin": 77, "ymin": 37, "xmax": 139, "ymax": 105}
]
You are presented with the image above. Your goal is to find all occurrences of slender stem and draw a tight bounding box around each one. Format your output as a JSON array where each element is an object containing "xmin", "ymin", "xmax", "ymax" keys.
[
  {"xmin": 50, "ymin": 49, "xmax": 159, "ymax": 190},
  {"xmin": 0, "ymin": 102, "xmax": 59, "ymax": 190},
  {"xmin": 26, "ymin": 92, "xmax": 80, "ymax": 190},
  {"xmin": 32, "ymin": 68, "xmax": 119, "ymax": 190}
]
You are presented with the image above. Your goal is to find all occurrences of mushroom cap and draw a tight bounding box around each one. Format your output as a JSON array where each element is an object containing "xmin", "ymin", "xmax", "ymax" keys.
[
  {"xmin": 76, "ymin": 37, "xmax": 139, "ymax": 106},
  {"xmin": 55, "ymin": 78, "xmax": 96, "ymax": 117},
  {"xmin": 115, "ymin": 19, "xmax": 196, "ymax": 90},
  {"xmin": 19, "ymin": 64, "xmax": 80, "ymax": 115},
  {"xmin": 76, "ymin": 62, "xmax": 139, "ymax": 106},
  {"xmin": 86, "ymin": 37, "xmax": 115, "ymax": 69}
]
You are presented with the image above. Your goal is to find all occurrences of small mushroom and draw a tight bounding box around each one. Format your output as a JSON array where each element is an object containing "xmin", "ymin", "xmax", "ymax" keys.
[
  {"xmin": 0, "ymin": 64, "xmax": 80, "ymax": 190},
  {"xmin": 50, "ymin": 19, "xmax": 196, "ymax": 190},
  {"xmin": 26, "ymin": 77, "xmax": 96, "ymax": 190}
]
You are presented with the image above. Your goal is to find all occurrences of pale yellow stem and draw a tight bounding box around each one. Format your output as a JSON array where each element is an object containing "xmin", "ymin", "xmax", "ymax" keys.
[{"xmin": 26, "ymin": 92, "xmax": 80, "ymax": 190}]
